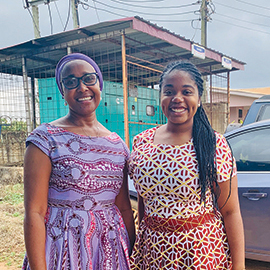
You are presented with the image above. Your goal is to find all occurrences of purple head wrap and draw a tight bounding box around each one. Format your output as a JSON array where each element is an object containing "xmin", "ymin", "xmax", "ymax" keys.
[{"xmin": 55, "ymin": 53, "xmax": 103, "ymax": 96}]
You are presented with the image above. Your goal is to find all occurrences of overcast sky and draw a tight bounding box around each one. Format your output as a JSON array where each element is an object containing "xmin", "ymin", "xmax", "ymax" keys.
[{"xmin": 0, "ymin": 0, "xmax": 269, "ymax": 89}]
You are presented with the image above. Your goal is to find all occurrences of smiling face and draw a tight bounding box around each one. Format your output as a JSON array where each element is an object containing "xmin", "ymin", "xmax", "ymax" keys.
[
  {"xmin": 61, "ymin": 59, "xmax": 101, "ymax": 117},
  {"xmin": 160, "ymin": 69, "xmax": 200, "ymax": 130}
]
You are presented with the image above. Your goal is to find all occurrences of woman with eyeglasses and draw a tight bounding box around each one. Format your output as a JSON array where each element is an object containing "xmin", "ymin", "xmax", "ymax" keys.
[{"xmin": 22, "ymin": 53, "xmax": 135, "ymax": 270}]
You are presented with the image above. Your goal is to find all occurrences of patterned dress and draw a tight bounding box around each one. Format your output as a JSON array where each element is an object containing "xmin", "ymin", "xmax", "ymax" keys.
[
  {"xmin": 22, "ymin": 123, "xmax": 130, "ymax": 270},
  {"xmin": 129, "ymin": 127, "xmax": 236, "ymax": 270}
]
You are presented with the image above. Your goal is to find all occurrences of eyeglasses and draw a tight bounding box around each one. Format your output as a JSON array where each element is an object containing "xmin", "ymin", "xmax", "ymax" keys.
[{"xmin": 61, "ymin": 73, "xmax": 98, "ymax": 90}]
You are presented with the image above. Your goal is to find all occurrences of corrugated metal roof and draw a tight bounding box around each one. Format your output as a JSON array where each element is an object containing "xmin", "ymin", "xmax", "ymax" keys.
[{"xmin": 0, "ymin": 16, "xmax": 245, "ymax": 81}]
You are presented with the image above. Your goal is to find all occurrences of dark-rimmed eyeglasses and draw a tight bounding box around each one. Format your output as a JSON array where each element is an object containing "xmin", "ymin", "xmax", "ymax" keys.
[{"xmin": 61, "ymin": 73, "xmax": 98, "ymax": 90}]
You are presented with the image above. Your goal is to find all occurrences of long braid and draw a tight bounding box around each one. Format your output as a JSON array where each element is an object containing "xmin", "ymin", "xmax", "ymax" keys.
[{"xmin": 159, "ymin": 60, "xmax": 219, "ymax": 208}]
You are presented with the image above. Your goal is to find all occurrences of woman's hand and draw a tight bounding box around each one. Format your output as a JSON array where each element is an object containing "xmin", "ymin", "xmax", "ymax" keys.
[
  {"xmin": 115, "ymin": 163, "xmax": 136, "ymax": 253},
  {"xmin": 218, "ymin": 175, "xmax": 245, "ymax": 270}
]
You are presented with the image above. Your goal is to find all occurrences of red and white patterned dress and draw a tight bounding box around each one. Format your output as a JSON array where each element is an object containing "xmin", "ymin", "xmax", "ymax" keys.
[{"xmin": 129, "ymin": 127, "xmax": 236, "ymax": 270}]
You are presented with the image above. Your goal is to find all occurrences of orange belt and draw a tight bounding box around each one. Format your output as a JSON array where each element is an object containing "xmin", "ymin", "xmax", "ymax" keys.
[{"xmin": 144, "ymin": 211, "xmax": 217, "ymax": 233}]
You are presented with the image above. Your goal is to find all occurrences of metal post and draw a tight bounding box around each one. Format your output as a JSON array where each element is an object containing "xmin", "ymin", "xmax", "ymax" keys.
[
  {"xmin": 31, "ymin": 76, "xmax": 36, "ymax": 129},
  {"xmin": 227, "ymin": 71, "xmax": 230, "ymax": 125},
  {"xmin": 22, "ymin": 57, "xmax": 32, "ymax": 134},
  {"xmin": 209, "ymin": 68, "xmax": 213, "ymax": 125},
  {"xmin": 121, "ymin": 33, "xmax": 130, "ymax": 148},
  {"xmin": 67, "ymin": 47, "xmax": 72, "ymax": 54}
]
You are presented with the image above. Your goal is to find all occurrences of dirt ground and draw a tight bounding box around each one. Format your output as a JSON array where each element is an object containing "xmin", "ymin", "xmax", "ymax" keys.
[
  {"xmin": 0, "ymin": 184, "xmax": 25, "ymax": 269},
  {"xmin": 0, "ymin": 262, "xmax": 19, "ymax": 270}
]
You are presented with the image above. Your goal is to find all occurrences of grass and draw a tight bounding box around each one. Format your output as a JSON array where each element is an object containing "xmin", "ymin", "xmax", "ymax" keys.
[{"xmin": 0, "ymin": 183, "xmax": 25, "ymax": 269}]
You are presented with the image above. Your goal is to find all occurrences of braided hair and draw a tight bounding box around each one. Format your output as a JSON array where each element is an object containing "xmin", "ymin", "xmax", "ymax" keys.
[{"xmin": 159, "ymin": 60, "xmax": 220, "ymax": 208}]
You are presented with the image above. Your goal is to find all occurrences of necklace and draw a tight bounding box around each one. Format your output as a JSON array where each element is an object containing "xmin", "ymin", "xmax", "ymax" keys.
[
  {"xmin": 67, "ymin": 118, "xmax": 100, "ymax": 139},
  {"xmin": 81, "ymin": 124, "xmax": 100, "ymax": 139}
]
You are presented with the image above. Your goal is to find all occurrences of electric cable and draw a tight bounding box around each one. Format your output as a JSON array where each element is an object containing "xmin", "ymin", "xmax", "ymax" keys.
[
  {"xmin": 215, "ymin": 12, "xmax": 270, "ymax": 28},
  {"xmin": 114, "ymin": 0, "xmax": 165, "ymax": 2},
  {"xmin": 91, "ymin": 0, "xmax": 100, "ymax": 22},
  {"xmin": 149, "ymin": 18, "xmax": 197, "ymax": 22},
  {"xmin": 64, "ymin": 0, "xmax": 72, "ymax": 31},
  {"xmin": 78, "ymin": 1, "xmax": 199, "ymax": 24},
  {"xmin": 107, "ymin": 0, "xmax": 200, "ymax": 9},
  {"xmin": 191, "ymin": 19, "xmax": 201, "ymax": 41},
  {"xmin": 24, "ymin": 5, "xmax": 41, "ymax": 37},
  {"xmin": 215, "ymin": 18, "xmax": 270, "ymax": 35},
  {"xmin": 54, "ymin": 1, "xmax": 65, "ymax": 29},
  {"xmin": 215, "ymin": 1, "xmax": 270, "ymax": 18},
  {"xmin": 91, "ymin": 0, "xmax": 196, "ymax": 16},
  {"xmin": 235, "ymin": 0, "xmax": 270, "ymax": 11},
  {"xmin": 78, "ymin": 1, "xmax": 128, "ymax": 17},
  {"xmin": 47, "ymin": 2, "xmax": 53, "ymax": 34}
]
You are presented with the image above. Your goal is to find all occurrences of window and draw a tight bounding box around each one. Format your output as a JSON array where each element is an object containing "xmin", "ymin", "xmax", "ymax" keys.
[
  {"xmin": 227, "ymin": 127, "xmax": 270, "ymax": 171},
  {"xmin": 238, "ymin": 109, "xmax": 243, "ymax": 118},
  {"xmin": 146, "ymin": 105, "xmax": 155, "ymax": 116},
  {"xmin": 257, "ymin": 104, "xmax": 270, "ymax": 121}
]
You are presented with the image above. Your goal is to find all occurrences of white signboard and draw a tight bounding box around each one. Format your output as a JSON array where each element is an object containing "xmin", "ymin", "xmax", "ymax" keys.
[
  {"xmin": 191, "ymin": 44, "xmax": 205, "ymax": 59},
  {"xmin": 222, "ymin": 56, "xmax": 232, "ymax": 70}
]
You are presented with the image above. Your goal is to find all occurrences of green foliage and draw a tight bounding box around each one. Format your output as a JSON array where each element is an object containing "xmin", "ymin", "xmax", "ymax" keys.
[
  {"xmin": 0, "ymin": 184, "xmax": 24, "ymax": 205},
  {"xmin": 0, "ymin": 119, "xmax": 27, "ymax": 132}
]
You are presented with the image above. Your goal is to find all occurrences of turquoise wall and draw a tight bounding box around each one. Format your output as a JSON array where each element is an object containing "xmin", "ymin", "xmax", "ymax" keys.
[{"xmin": 38, "ymin": 78, "xmax": 165, "ymax": 148}]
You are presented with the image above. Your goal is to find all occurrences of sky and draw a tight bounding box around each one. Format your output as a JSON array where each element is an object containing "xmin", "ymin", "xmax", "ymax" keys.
[{"xmin": 0, "ymin": 0, "xmax": 269, "ymax": 90}]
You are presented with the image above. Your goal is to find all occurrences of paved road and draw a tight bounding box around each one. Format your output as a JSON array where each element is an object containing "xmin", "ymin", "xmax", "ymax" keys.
[{"xmin": 246, "ymin": 259, "xmax": 270, "ymax": 269}]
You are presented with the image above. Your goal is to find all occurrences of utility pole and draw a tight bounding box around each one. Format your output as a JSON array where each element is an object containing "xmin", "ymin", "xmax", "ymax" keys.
[
  {"xmin": 24, "ymin": 0, "xmax": 42, "ymax": 38},
  {"xmin": 71, "ymin": 0, "xmax": 80, "ymax": 28},
  {"xmin": 200, "ymin": 0, "xmax": 208, "ymax": 47},
  {"xmin": 24, "ymin": 0, "xmax": 81, "ymax": 38},
  {"xmin": 25, "ymin": 0, "xmax": 58, "ymax": 38}
]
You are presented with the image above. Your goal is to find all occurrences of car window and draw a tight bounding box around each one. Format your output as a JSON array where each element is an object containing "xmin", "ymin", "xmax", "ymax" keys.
[
  {"xmin": 257, "ymin": 104, "xmax": 270, "ymax": 122},
  {"xmin": 227, "ymin": 127, "xmax": 270, "ymax": 171}
]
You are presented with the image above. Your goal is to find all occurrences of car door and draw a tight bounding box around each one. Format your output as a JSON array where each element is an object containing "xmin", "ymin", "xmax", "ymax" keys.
[{"xmin": 226, "ymin": 125, "xmax": 270, "ymax": 262}]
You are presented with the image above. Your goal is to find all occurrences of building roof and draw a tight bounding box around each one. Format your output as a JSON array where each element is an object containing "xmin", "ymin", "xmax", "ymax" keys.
[
  {"xmin": 232, "ymin": 87, "xmax": 270, "ymax": 96},
  {"xmin": 0, "ymin": 16, "xmax": 245, "ymax": 81}
]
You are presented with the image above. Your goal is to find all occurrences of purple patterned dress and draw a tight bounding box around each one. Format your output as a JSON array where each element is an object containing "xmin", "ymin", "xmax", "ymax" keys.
[{"xmin": 22, "ymin": 123, "xmax": 131, "ymax": 270}]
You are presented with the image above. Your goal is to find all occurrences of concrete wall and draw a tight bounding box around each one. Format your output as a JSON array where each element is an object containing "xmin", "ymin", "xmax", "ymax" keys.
[
  {"xmin": 0, "ymin": 166, "xmax": 23, "ymax": 185},
  {"xmin": 0, "ymin": 131, "xmax": 26, "ymax": 166},
  {"xmin": 204, "ymin": 102, "xmax": 228, "ymax": 134}
]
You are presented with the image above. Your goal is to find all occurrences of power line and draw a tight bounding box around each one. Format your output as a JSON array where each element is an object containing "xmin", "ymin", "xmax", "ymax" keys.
[
  {"xmin": 46, "ymin": 2, "xmax": 53, "ymax": 34},
  {"xmin": 107, "ymin": 0, "xmax": 200, "ymax": 9},
  {"xmin": 113, "ymin": 0, "xmax": 165, "ymax": 2},
  {"xmin": 215, "ymin": 12, "xmax": 270, "ymax": 28},
  {"xmin": 24, "ymin": 4, "xmax": 41, "ymax": 37},
  {"xmin": 235, "ymin": 0, "xmax": 270, "ymax": 11},
  {"xmin": 149, "ymin": 18, "xmax": 197, "ymax": 22},
  {"xmin": 64, "ymin": 0, "xmax": 72, "ymax": 31},
  {"xmin": 91, "ymin": 0, "xmax": 196, "ymax": 16},
  {"xmin": 78, "ymin": 1, "xmax": 129, "ymax": 18},
  {"xmin": 215, "ymin": 18, "xmax": 270, "ymax": 35},
  {"xmin": 215, "ymin": 1, "xmax": 270, "ymax": 18},
  {"xmin": 79, "ymin": 1, "xmax": 199, "ymax": 24},
  {"xmin": 54, "ymin": 1, "xmax": 65, "ymax": 29},
  {"xmin": 92, "ymin": 0, "xmax": 101, "ymax": 22}
]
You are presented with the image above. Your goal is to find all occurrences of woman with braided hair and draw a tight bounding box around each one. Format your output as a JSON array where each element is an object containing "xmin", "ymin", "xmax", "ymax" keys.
[{"xmin": 129, "ymin": 60, "xmax": 245, "ymax": 269}]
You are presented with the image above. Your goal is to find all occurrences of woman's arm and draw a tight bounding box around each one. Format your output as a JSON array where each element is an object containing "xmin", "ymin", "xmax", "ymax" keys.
[
  {"xmin": 218, "ymin": 175, "xmax": 245, "ymax": 270},
  {"xmin": 24, "ymin": 143, "xmax": 52, "ymax": 270},
  {"xmin": 115, "ymin": 163, "xmax": 136, "ymax": 252}
]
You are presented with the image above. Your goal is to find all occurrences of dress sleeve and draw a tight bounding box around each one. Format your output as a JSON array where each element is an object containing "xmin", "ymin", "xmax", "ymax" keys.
[
  {"xmin": 120, "ymin": 137, "xmax": 130, "ymax": 162},
  {"xmin": 215, "ymin": 133, "xmax": 237, "ymax": 183},
  {"xmin": 26, "ymin": 124, "xmax": 51, "ymax": 158}
]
